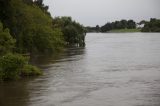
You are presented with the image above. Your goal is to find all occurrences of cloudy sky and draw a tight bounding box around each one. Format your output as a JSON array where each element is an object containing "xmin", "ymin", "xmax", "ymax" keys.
[{"xmin": 44, "ymin": 0, "xmax": 160, "ymax": 26}]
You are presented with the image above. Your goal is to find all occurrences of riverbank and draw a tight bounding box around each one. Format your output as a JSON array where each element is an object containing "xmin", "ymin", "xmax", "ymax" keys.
[{"xmin": 108, "ymin": 28, "xmax": 141, "ymax": 33}]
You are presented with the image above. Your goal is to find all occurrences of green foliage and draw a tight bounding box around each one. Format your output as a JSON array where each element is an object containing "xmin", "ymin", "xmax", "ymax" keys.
[
  {"xmin": 32, "ymin": 26, "xmax": 64, "ymax": 53},
  {"xmin": 63, "ymin": 25, "xmax": 78, "ymax": 44},
  {"xmin": 52, "ymin": 28, "xmax": 65, "ymax": 50},
  {"xmin": 33, "ymin": 0, "xmax": 50, "ymax": 15},
  {"xmin": 0, "ymin": 0, "xmax": 85, "ymax": 54},
  {"xmin": 0, "ymin": 22, "xmax": 43, "ymax": 81},
  {"xmin": 12, "ymin": 0, "xmax": 55, "ymax": 53},
  {"xmin": 53, "ymin": 17, "xmax": 86, "ymax": 46},
  {"xmin": 21, "ymin": 64, "xmax": 42, "ymax": 76},
  {"xmin": 101, "ymin": 20, "xmax": 136, "ymax": 32},
  {"xmin": 0, "ymin": 53, "xmax": 27, "ymax": 80},
  {"xmin": 0, "ymin": 22, "xmax": 16, "ymax": 55},
  {"xmin": 108, "ymin": 28, "xmax": 140, "ymax": 33},
  {"xmin": 141, "ymin": 18, "xmax": 160, "ymax": 32},
  {"xmin": 0, "ymin": 53, "xmax": 42, "ymax": 81},
  {"xmin": 87, "ymin": 19, "xmax": 137, "ymax": 33},
  {"xmin": 0, "ymin": 0, "xmax": 64, "ymax": 54},
  {"xmin": 0, "ymin": 0, "xmax": 86, "ymax": 81}
]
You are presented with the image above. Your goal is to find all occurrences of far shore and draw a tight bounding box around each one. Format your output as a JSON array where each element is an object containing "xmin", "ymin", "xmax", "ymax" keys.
[{"xmin": 107, "ymin": 28, "xmax": 141, "ymax": 33}]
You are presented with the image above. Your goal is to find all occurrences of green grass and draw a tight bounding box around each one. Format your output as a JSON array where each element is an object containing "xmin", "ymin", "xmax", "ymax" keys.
[{"xmin": 108, "ymin": 28, "xmax": 141, "ymax": 33}]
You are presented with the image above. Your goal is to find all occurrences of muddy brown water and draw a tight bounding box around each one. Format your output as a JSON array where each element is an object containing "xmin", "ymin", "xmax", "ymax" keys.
[{"xmin": 1, "ymin": 33, "xmax": 160, "ymax": 106}]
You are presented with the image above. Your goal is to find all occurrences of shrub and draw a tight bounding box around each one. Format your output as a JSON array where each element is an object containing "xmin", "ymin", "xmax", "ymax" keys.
[
  {"xmin": 0, "ymin": 53, "xmax": 27, "ymax": 80},
  {"xmin": 21, "ymin": 64, "xmax": 42, "ymax": 76}
]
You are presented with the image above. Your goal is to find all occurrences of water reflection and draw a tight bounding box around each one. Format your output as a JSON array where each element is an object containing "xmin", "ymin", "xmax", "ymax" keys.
[
  {"xmin": 0, "ymin": 79, "xmax": 31, "ymax": 106},
  {"xmin": 30, "ymin": 47, "xmax": 86, "ymax": 66}
]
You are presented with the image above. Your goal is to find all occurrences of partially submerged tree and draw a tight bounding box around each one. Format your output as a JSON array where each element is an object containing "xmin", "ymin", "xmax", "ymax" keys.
[{"xmin": 53, "ymin": 17, "xmax": 86, "ymax": 46}]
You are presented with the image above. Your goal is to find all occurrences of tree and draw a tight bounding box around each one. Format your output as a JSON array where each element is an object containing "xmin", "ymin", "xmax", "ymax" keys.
[
  {"xmin": 100, "ymin": 19, "xmax": 137, "ymax": 32},
  {"xmin": 53, "ymin": 17, "xmax": 86, "ymax": 46},
  {"xmin": 127, "ymin": 20, "xmax": 136, "ymax": 29},
  {"xmin": 0, "ymin": 22, "xmax": 16, "ymax": 55},
  {"xmin": 33, "ymin": 0, "xmax": 50, "ymax": 15},
  {"xmin": 141, "ymin": 18, "xmax": 160, "ymax": 32},
  {"xmin": 95, "ymin": 25, "xmax": 100, "ymax": 32},
  {"xmin": 120, "ymin": 19, "xmax": 128, "ymax": 29},
  {"xmin": 0, "ymin": 0, "xmax": 64, "ymax": 54},
  {"xmin": 23, "ymin": 0, "xmax": 33, "ymax": 4},
  {"xmin": 101, "ymin": 23, "xmax": 112, "ymax": 32}
]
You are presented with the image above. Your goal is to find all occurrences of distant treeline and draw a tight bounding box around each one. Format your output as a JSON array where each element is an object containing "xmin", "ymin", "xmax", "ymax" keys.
[
  {"xmin": 86, "ymin": 18, "xmax": 160, "ymax": 32},
  {"xmin": 86, "ymin": 19, "xmax": 136, "ymax": 32},
  {"xmin": 141, "ymin": 18, "xmax": 160, "ymax": 32}
]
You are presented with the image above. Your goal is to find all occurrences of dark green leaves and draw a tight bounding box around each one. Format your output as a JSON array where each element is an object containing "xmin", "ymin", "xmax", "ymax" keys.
[{"xmin": 0, "ymin": 22, "xmax": 16, "ymax": 55}]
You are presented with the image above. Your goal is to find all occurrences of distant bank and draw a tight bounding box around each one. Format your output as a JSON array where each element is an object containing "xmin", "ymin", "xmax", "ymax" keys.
[
  {"xmin": 86, "ymin": 18, "xmax": 160, "ymax": 33},
  {"xmin": 108, "ymin": 28, "xmax": 140, "ymax": 33}
]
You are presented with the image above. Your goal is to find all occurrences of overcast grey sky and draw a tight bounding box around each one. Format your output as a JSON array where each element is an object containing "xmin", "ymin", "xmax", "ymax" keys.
[{"xmin": 44, "ymin": 0, "xmax": 160, "ymax": 26}]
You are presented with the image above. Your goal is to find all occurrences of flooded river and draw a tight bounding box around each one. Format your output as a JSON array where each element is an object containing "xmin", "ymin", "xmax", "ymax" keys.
[{"xmin": 1, "ymin": 33, "xmax": 160, "ymax": 106}]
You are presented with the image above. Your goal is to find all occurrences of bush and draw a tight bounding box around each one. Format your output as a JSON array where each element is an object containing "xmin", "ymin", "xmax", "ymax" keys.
[
  {"xmin": 0, "ymin": 53, "xmax": 27, "ymax": 80},
  {"xmin": 0, "ymin": 53, "xmax": 42, "ymax": 81},
  {"xmin": 21, "ymin": 64, "xmax": 42, "ymax": 76}
]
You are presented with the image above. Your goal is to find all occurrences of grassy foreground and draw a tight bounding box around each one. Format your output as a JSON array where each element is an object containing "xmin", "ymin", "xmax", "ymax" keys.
[{"xmin": 108, "ymin": 28, "xmax": 140, "ymax": 33}]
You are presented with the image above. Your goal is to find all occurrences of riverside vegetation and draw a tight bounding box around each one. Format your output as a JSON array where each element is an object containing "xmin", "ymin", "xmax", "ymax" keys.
[
  {"xmin": 141, "ymin": 18, "xmax": 160, "ymax": 32},
  {"xmin": 0, "ymin": 0, "xmax": 86, "ymax": 81},
  {"xmin": 86, "ymin": 18, "xmax": 160, "ymax": 33},
  {"xmin": 1, "ymin": 0, "xmax": 159, "ymax": 81}
]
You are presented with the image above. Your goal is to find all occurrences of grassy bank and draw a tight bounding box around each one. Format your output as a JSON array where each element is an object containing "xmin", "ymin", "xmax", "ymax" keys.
[{"xmin": 108, "ymin": 28, "xmax": 141, "ymax": 33}]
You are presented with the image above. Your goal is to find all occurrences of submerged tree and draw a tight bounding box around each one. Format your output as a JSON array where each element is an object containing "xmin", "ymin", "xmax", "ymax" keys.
[
  {"xmin": 0, "ymin": 0, "xmax": 86, "ymax": 54},
  {"xmin": 53, "ymin": 17, "xmax": 86, "ymax": 46}
]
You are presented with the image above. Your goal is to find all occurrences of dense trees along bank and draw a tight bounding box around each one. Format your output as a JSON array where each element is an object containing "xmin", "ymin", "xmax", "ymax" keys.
[
  {"xmin": 0, "ymin": 0, "xmax": 86, "ymax": 81},
  {"xmin": 141, "ymin": 18, "xmax": 160, "ymax": 32},
  {"xmin": 53, "ymin": 17, "xmax": 86, "ymax": 47},
  {"xmin": 101, "ymin": 20, "xmax": 136, "ymax": 32},
  {"xmin": 86, "ymin": 20, "xmax": 137, "ymax": 32},
  {"xmin": 86, "ymin": 18, "xmax": 160, "ymax": 33},
  {"xmin": 0, "ymin": 22, "xmax": 42, "ymax": 80}
]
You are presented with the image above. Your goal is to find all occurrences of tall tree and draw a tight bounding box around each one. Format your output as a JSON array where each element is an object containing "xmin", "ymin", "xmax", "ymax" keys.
[
  {"xmin": 127, "ymin": 20, "xmax": 136, "ymax": 29},
  {"xmin": 0, "ymin": 22, "xmax": 16, "ymax": 55},
  {"xmin": 141, "ymin": 18, "xmax": 160, "ymax": 32},
  {"xmin": 53, "ymin": 17, "xmax": 86, "ymax": 46}
]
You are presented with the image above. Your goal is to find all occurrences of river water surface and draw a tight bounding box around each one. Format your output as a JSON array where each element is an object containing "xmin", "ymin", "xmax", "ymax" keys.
[{"xmin": 1, "ymin": 33, "xmax": 160, "ymax": 106}]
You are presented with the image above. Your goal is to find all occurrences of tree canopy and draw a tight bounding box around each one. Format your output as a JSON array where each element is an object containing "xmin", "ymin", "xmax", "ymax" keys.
[
  {"xmin": 0, "ymin": 0, "xmax": 86, "ymax": 54},
  {"xmin": 0, "ymin": 22, "xmax": 16, "ymax": 55},
  {"xmin": 0, "ymin": 0, "xmax": 86, "ymax": 81},
  {"xmin": 101, "ymin": 20, "xmax": 136, "ymax": 32},
  {"xmin": 86, "ymin": 19, "xmax": 137, "ymax": 33},
  {"xmin": 53, "ymin": 17, "xmax": 86, "ymax": 46},
  {"xmin": 141, "ymin": 18, "xmax": 160, "ymax": 32}
]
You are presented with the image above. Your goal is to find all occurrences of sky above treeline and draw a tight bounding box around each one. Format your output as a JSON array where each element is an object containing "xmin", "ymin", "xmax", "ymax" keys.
[{"xmin": 44, "ymin": 0, "xmax": 160, "ymax": 26}]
